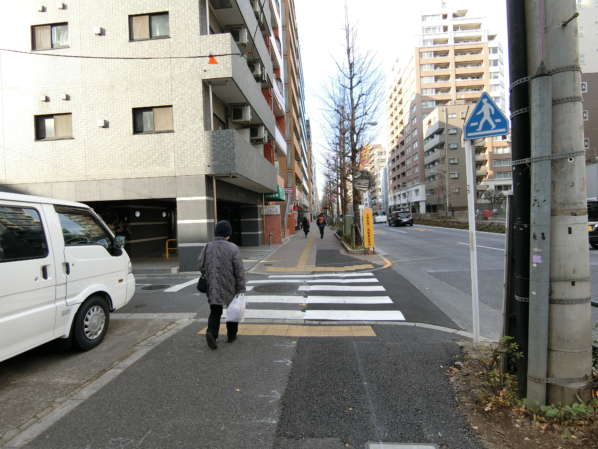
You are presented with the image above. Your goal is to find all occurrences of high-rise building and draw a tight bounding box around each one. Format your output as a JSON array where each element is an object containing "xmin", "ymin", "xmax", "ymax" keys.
[
  {"xmin": 359, "ymin": 145, "xmax": 387, "ymax": 214},
  {"xmin": 578, "ymin": 0, "xmax": 598, "ymax": 164},
  {"xmin": 0, "ymin": 0, "xmax": 311, "ymax": 270},
  {"xmin": 387, "ymin": 4, "xmax": 507, "ymax": 213}
]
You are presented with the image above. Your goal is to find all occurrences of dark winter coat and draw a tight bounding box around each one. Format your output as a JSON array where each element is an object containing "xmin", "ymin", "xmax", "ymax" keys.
[
  {"xmin": 198, "ymin": 237, "xmax": 246, "ymax": 306},
  {"xmin": 316, "ymin": 217, "xmax": 326, "ymax": 229},
  {"xmin": 301, "ymin": 219, "xmax": 310, "ymax": 232}
]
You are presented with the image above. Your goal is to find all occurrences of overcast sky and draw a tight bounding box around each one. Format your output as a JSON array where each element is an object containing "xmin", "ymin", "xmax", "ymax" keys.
[{"xmin": 294, "ymin": 0, "xmax": 509, "ymax": 198}]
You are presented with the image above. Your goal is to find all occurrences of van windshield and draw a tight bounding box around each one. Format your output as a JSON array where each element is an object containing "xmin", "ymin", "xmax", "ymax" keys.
[{"xmin": 588, "ymin": 200, "xmax": 598, "ymax": 222}]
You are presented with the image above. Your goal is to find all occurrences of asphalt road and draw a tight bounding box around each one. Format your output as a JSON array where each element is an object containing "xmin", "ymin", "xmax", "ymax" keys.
[{"xmin": 374, "ymin": 223, "xmax": 598, "ymax": 341}]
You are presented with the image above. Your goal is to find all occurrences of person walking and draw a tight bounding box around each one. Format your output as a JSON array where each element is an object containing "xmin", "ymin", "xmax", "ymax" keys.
[
  {"xmin": 301, "ymin": 216, "xmax": 310, "ymax": 238},
  {"xmin": 316, "ymin": 214, "xmax": 326, "ymax": 239},
  {"xmin": 198, "ymin": 220, "xmax": 246, "ymax": 350}
]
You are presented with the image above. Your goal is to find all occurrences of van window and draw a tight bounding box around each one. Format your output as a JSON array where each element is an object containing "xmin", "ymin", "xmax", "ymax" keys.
[
  {"xmin": 55, "ymin": 207, "xmax": 112, "ymax": 249},
  {"xmin": 0, "ymin": 206, "xmax": 48, "ymax": 262}
]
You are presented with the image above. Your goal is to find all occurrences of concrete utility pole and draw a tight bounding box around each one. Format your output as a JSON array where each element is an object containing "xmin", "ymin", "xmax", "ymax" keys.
[
  {"xmin": 444, "ymin": 107, "xmax": 450, "ymax": 216},
  {"xmin": 525, "ymin": 0, "xmax": 593, "ymax": 405}
]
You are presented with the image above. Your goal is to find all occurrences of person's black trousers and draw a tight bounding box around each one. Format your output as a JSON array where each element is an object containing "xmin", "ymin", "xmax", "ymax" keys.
[
  {"xmin": 319, "ymin": 227, "xmax": 324, "ymax": 238},
  {"xmin": 207, "ymin": 304, "xmax": 238, "ymax": 338}
]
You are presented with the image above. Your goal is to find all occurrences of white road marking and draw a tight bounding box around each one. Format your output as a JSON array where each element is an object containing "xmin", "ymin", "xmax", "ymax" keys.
[
  {"xmin": 299, "ymin": 285, "xmax": 386, "ymax": 292},
  {"xmin": 305, "ymin": 310, "xmax": 405, "ymax": 321},
  {"xmin": 267, "ymin": 273, "xmax": 374, "ymax": 279},
  {"xmin": 236, "ymin": 309, "xmax": 404, "ymax": 321},
  {"xmin": 390, "ymin": 229, "xmax": 408, "ymax": 234},
  {"xmin": 245, "ymin": 295, "xmax": 393, "ymax": 304},
  {"xmin": 164, "ymin": 278, "xmax": 199, "ymax": 292},
  {"xmin": 457, "ymin": 242, "xmax": 504, "ymax": 251},
  {"xmin": 248, "ymin": 278, "xmax": 378, "ymax": 285}
]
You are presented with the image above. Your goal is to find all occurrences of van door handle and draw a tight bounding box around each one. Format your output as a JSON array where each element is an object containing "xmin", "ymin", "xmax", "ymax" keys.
[
  {"xmin": 41, "ymin": 265, "xmax": 50, "ymax": 280},
  {"xmin": 64, "ymin": 262, "xmax": 71, "ymax": 275}
]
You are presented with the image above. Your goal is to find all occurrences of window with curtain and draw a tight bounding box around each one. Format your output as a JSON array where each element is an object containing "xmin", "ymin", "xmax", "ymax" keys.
[
  {"xmin": 34, "ymin": 113, "xmax": 72, "ymax": 140},
  {"xmin": 133, "ymin": 106, "xmax": 173, "ymax": 133},
  {"xmin": 32, "ymin": 23, "xmax": 68, "ymax": 50},
  {"xmin": 129, "ymin": 12, "xmax": 169, "ymax": 41}
]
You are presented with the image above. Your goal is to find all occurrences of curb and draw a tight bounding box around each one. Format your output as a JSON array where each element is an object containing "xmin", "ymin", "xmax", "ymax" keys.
[{"xmin": 334, "ymin": 232, "xmax": 371, "ymax": 255}]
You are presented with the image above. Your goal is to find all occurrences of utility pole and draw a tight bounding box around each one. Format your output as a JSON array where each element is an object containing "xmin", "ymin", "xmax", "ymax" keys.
[
  {"xmin": 525, "ymin": 0, "xmax": 593, "ymax": 405},
  {"xmin": 506, "ymin": 0, "xmax": 532, "ymax": 396},
  {"xmin": 444, "ymin": 107, "xmax": 450, "ymax": 216}
]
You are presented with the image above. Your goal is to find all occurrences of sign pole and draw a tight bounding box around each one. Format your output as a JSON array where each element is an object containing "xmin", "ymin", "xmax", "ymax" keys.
[{"xmin": 464, "ymin": 139, "xmax": 480, "ymax": 344}]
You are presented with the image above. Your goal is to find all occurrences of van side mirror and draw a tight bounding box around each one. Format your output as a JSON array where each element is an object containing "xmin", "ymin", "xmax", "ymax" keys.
[{"xmin": 114, "ymin": 235, "xmax": 126, "ymax": 248}]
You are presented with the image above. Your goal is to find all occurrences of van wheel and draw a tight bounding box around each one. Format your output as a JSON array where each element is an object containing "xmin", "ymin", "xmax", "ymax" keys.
[{"xmin": 72, "ymin": 295, "xmax": 110, "ymax": 351}]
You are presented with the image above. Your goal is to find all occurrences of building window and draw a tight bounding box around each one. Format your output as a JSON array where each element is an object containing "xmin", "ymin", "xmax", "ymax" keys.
[
  {"xmin": 449, "ymin": 158, "xmax": 458, "ymax": 164},
  {"xmin": 449, "ymin": 143, "xmax": 459, "ymax": 149},
  {"xmin": 493, "ymin": 159, "xmax": 511, "ymax": 167},
  {"xmin": 583, "ymin": 110, "xmax": 589, "ymax": 121},
  {"xmin": 133, "ymin": 106, "xmax": 174, "ymax": 133},
  {"xmin": 31, "ymin": 23, "xmax": 68, "ymax": 50},
  {"xmin": 448, "ymin": 113, "xmax": 457, "ymax": 118},
  {"xmin": 449, "ymin": 172, "xmax": 459, "ymax": 179},
  {"xmin": 448, "ymin": 128, "xmax": 458, "ymax": 135},
  {"xmin": 585, "ymin": 137, "xmax": 590, "ymax": 150},
  {"xmin": 581, "ymin": 81, "xmax": 588, "ymax": 93},
  {"xmin": 495, "ymin": 172, "xmax": 512, "ymax": 179},
  {"xmin": 34, "ymin": 113, "xmax": 72, "ymax": 140},
  {"xmin": 422, "ymin": 101, "xmax": 436, "ymax": 108},
  {"xmin": 0, "ymin": 206, "xmax": 48, "ymax": 262},
  {"xmin": 129, "ymin": 12, "xmax": 169, "ymax": 41}
]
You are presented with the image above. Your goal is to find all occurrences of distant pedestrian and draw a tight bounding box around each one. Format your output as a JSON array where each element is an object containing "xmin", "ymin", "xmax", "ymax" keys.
[
  {"xmin": 316, "ymin": 214, "xmax": 326, "ymax": 239},
  {"xmin": 301, "ymin": 216, "xmax": 310, "ymax": 238},
  {"xmin": 198, "ymin": 220, "xmax": 246, "ymax": 350}
]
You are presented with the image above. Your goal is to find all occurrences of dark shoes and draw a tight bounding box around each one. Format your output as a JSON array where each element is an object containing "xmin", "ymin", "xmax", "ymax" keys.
[
  {"xmin": 227, "ymin": 335, "xmax": 237, "ymax": 343},
  {"xmin": 206, "ymin": 332, "xmax": 218, "ymax": 350}
]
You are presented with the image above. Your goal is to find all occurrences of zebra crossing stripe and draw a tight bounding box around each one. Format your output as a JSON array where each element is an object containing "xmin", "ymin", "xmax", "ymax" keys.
[
  {"xmin": 245, "ymin": 295, "xmax": 393, "ymax": 304},
  {"xmin": 236, "ymin": 309, "xmax": 405, "ymax": 321},
  {"xmin": 298, "ymin": 285, "xmax": 386, "ymax": 292},
  {"xmin": 267, "ymin": 273, "xmax": 374, "ymax": 279},
  {"xmin": 247, "ymin": 278, "xmax": 378, "ymax": 285}
]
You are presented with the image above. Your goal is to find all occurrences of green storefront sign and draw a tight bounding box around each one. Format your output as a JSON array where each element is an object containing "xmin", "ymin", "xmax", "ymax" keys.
[{"xmin": 265, "ymin": 186, "xmax": 286, "ymax": 202}]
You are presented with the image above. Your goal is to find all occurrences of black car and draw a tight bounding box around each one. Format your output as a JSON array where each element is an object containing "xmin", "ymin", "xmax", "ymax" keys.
[{"xmin": 388, "ymin": 211, "xmax": 413, "ymax": 227}]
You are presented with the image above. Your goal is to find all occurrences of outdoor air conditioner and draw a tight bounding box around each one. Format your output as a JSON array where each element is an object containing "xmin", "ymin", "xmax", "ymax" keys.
[
  {"xmin": 231, "ymin": 27, "xmax": 249, "ymax": 47},
  {"xmin": 250, "ymin": 125, "xmax": 266, "ymax": 144},
  {"xmin": 251, "ymin": 62, "xmax": 264, "ymax": 79},
  {"xmin": 251, "ymin": 0, "xmax": 261, "ymax": 16},
  {"xmin": 231, "ymin": 105, "xmax": 251, "ymax": 123}
]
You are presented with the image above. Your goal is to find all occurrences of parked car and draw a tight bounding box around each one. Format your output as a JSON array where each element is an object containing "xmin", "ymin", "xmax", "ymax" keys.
[
  {"xmin": 374, "ymin": 212, "xmax": 387, "ymax": 224},
  {"xmin": 0, "ymin": 192, "xmax": 135, "ymax": 363},
  {"xmin": 388, "ymin": 211, "xmax": 413, "ymax": 227}
]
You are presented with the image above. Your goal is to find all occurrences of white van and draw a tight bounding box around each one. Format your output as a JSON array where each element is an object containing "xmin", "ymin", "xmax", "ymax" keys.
[{"xmin": 0, "ymin": 192, "xmax": 135, "ymax": 362}]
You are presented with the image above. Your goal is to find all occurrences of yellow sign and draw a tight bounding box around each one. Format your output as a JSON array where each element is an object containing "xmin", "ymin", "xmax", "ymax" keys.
[{"xmin": 363, "ymin": 208, "xmax": 375, "ymax": 249}]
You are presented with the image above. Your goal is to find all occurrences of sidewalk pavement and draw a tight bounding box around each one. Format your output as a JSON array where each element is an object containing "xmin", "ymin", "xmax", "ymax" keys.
[
  {"xmin": 251, "ymin": 227, "xmax": 389, "ymax": 274},
  {"xmin": 131, "ymin": 240, "xmax": 288, "ymax": 275}
]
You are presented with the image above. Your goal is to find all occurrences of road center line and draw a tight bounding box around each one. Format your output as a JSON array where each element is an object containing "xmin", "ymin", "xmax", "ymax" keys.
[{"xmin": 457, "ymin": 242, "xmax": 504, "ymax": 251}]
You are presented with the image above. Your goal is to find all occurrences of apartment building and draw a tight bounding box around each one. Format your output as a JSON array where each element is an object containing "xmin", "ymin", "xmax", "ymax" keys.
[
  {"xmin": 359, "ymin": 145, "xmax": 387, "ymax": 214},
  {"xmin": 0, "ymin": 0, "xmax": 307, "ymax": 270},
  {"xmin": 387, "ymin": 6, "xmax": 506, "ymax": 213},
  {"xmin": 282, "ymin": 0, "xmax": 313, "ymax": 229},
  {"xmin": 579, "ymin": 0, "xmax": 598, "ymax": 164}
]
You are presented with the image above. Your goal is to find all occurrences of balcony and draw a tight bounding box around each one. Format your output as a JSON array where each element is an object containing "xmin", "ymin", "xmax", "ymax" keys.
[
  {"xmin": 274, "ymin": 125, "xmax": 287, "ymax": 156},
  {"xmin": 475, "ymin": 153, "xmax": 487, "ymax": 162},
  {"xmin": 203, "ymin": 34, "xmax": 276, "ymax": 137},
  {"xmin": 424, "ymin": 150, "xmax": 442, "ymax": 165},
  {"xmin": 272, "ymin": 78, "xmax": 286, "ymax": 116},
  {"xmin": 476, "ymin": 168, "xmax": 488, "ymax": 177},
  {"xmin": 424, "ymin": 134, "xmax": 443, "ymax": 151},
  {"xmin": 206, "ymin": 129, "xmax": 277, "ymax": 193}
]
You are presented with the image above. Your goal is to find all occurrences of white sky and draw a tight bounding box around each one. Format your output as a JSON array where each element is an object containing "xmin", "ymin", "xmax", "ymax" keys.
[{"xmin": 294, "ymin": 0, "xmax": 509, "ymax": 198}]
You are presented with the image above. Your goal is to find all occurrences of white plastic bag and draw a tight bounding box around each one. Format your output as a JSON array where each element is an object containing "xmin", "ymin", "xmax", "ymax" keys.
[{"xmin": 226, "ymin": 293, "xmax": 246, "ymax": 322}]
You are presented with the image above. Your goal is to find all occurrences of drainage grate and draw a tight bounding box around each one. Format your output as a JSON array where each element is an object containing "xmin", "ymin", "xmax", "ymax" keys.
[{"xmin": 141, "ymin": 284, "xmax": 170, "ymax": 291}]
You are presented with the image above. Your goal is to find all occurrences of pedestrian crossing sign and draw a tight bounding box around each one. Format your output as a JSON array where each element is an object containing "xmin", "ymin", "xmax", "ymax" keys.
[{"xmin": 464, "ymin": 92, "xmax": 509, "ymax": 140}]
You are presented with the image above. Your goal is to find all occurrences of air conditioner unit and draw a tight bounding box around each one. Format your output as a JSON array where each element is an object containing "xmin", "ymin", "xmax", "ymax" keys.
[
  {"xmin": 231, "ymin": 105, "xmax": 251, "ymax": 123},
  {"xmin": 231, "ymin": 27, "xmax": 249, "ymax": 47},
  {"xmin": 251, "ymin": 0, "xmax": 261, "ymax": 16},
  {"xmin": 251, "ymin": 62, "xmax": 263, "ymax": 78},
  {"xmin": 250, "ymin": 125, "xmax": 266, "ymax": 143}
]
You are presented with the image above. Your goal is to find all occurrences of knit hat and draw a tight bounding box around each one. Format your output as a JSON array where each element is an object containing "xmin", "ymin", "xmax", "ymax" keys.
[{"xmin": 214, "ymin": 220, "xmax": 232, "ymax": 238}]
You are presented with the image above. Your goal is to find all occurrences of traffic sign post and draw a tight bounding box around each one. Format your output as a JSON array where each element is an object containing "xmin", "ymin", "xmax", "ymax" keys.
[{"xmin": 463, "ymin": 93, "xmax": 510, "ymax": 344}]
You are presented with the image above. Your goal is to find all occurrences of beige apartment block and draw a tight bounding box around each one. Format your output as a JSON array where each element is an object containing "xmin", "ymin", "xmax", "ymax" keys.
[
  {"xmin": 387, "ymin": 6, "xmax": 506, "ymax": 213},
  {"xmin": 0, "ymin": 0, "xmax": 296, "ymax": 270}
]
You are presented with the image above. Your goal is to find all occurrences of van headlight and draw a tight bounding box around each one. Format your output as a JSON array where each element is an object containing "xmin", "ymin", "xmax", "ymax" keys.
[{"xmin": 128, "ymin": 261, "xmax": 133, "ymax": 274}]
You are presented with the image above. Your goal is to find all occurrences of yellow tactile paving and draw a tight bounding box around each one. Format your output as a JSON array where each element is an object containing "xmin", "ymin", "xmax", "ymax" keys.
[{"xmin": 197, "ymin": 324, "xmax": 376, "ymax": 337}]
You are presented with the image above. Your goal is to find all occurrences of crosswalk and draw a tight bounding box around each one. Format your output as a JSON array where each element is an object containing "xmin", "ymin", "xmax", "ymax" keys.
[{"xmin": 236, "ymin": 272, "xmax": 405, "ymax": 322}]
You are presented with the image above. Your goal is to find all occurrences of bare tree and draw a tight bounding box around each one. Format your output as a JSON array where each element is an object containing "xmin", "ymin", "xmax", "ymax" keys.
[{"xmin": 335, "ymin": 7, "xmax": 383, "ymax": 245}]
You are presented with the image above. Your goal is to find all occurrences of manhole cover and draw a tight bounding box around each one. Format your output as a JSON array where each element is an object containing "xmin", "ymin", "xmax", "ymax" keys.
[
  {"xmin": 254, "ymin": 283, "xmax": 298, "ymax": 294},
  {"xmin": 142, "ymin": 284, "xmax": 170, "ymax": 290}
]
